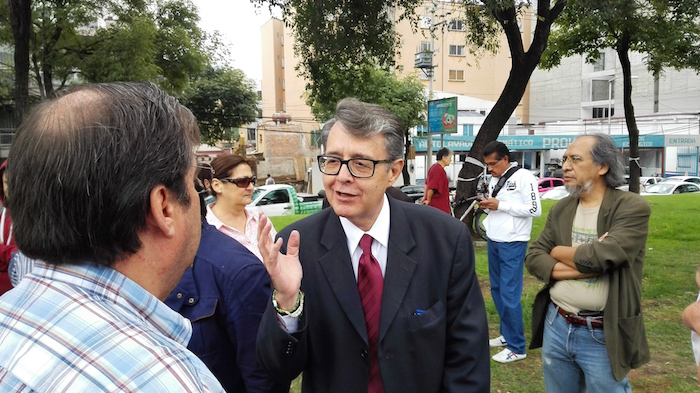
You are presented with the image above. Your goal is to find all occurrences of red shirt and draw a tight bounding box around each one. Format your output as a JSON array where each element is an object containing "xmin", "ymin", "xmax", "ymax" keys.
[
  {"xmin": 426, "ymin": 163, "xmax": 451, "ymax": 214},
  {"xmin": 0, "ymin": 208, "xmax": 17, "ymax": 294}
]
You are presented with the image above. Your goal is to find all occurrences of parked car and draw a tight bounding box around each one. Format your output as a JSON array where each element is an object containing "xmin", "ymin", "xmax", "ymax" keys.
[
  {"xmin": 641, "ymin": 182, "xmax": 700, "ymax": 196},
  {"xmin": 537, "ymin": 177, "xmax": 565, "ymax": 196},
  {"xmin": 398, "ymin": 184, "xmax": 425, "ymax": 203},
  {"xmin": 617, "ymin": 176, "xmax": 665, "ymax": 191},
  {"xmin": 660, "ymin": 176, "xmax": 700, "ymax": 185},
  {"xmin": 540, "ymin": 185, "xmax": 569, "ymax": 200},
  {"xmin": 640, "ymin": 176, "xmax": 664, "ymax": 188},
  {"xmin": 248, "ymin": 184, "xmax": 323, "ymax": 216}
]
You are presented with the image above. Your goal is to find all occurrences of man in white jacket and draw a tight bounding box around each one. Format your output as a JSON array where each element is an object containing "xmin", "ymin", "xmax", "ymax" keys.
[{"xmin": 479, "ymin": 141, "xmax": 541, "ymax": 363}]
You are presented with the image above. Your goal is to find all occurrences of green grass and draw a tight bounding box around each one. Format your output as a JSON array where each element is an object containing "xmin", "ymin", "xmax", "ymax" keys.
[{"xmin": 272, "ymin": 194, "xmax": 700, "ymax": 392}]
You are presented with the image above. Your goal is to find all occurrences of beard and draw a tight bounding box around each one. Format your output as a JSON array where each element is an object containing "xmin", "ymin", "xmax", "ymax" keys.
[{"xmin": 565, "ymin": 179, "xmax": 594, "ymax": 198}]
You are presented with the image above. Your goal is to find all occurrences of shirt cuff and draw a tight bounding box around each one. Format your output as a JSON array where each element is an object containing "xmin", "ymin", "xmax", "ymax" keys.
[{"xmin": 276, "ymin": 314, "xmax": 300, "ymax": 333}]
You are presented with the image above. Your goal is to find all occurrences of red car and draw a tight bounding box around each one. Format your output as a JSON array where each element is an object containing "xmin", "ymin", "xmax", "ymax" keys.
[{"xmin": 537, "ymin": 177, "xmax": 565, "ymax": 196}]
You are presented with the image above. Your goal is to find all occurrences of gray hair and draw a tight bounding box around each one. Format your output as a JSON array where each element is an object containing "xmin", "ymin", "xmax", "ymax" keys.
[
  {"xmin": 582, "ymin": 133, "xmax": 626, "ymax": 188},
  {"xmin": 320, "ymin": 98, "xmax": 404, "ymax": 161}
]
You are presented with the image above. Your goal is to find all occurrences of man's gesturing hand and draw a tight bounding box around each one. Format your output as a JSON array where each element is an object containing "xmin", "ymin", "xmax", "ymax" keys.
[{"xmin": 257, "ymin": 214, "xmax": 303, "ymax": 310}]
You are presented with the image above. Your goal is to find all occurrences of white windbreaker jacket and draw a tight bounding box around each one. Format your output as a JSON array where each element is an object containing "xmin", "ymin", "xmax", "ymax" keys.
[{"xmin": 483, "ymin": 162, "xmax": 542, "ymax": 242}]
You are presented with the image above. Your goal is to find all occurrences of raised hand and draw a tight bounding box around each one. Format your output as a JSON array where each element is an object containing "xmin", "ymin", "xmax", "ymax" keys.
[{"xmin": 257, "ymin": 214, "xmax": 303, "ymax": 310}]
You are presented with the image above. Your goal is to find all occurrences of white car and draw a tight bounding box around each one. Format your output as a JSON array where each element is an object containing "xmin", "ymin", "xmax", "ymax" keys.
[
  {"xmin": 540, "ymin": 186, "xmax": 570, "ymax": 200},
  {"xmin": 640, "ymin": 182, "xmax": 700, "ymax": 196},
  {"xmin": 617, "ymin": 176, "xmax": 665, "ymax": 191},
  {"xmin": 660, "ymin": 176, "xmax": 700, "ymax": 185}
]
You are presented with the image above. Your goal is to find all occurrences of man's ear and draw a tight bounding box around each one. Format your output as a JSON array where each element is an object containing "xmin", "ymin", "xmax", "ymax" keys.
[
  {"xmin": 387, "ymin": 159, "xmax": 404, "ymax": 186},
  {"xmin": 147, "ymin": 184, "xmax": 176, "ymax": 238},
  {"xmin": 598, "ymin": 163, "xmax": 610, "ymax": 177}
]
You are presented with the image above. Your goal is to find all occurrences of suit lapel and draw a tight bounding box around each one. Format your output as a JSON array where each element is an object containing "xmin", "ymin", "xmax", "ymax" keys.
[
  {"xmin": 319, "ymin": 212, "xmax": 369, "ymax": 344},
  {"xmin": 379, "ymin": 200, "xmax": 417, "ymax": 343}
]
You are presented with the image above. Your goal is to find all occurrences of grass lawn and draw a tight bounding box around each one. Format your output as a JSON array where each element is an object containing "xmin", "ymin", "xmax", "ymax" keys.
[{"xmin": 270, "ymin": 194, "xmax": 700, "ymax": 392}]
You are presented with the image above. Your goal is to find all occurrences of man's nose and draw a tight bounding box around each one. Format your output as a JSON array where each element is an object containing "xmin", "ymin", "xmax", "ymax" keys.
[{"xmin": 336, "ymin": 161, "xmax": 354, "ymax": 181}]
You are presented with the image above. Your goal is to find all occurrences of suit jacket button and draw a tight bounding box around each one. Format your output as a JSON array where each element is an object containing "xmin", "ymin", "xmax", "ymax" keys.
[{"xmin": 361, "ymin": 349, "xmax": 368, "ymax": 358}]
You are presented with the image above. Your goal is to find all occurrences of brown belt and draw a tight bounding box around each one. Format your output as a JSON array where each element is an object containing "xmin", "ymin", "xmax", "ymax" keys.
[{"xmin": 555, "ymin": 304, "xmax": 604, "ymax": 329}]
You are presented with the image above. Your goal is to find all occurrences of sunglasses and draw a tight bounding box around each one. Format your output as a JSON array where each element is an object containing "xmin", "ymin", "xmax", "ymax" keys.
[{"xmin": 219, "ymin": 176, "xmax": 257, "ymax": 188}]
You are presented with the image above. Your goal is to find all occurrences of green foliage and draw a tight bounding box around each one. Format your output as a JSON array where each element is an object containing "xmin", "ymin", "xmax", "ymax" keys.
[
  {"xmin": 250, "ymin": 0, "xmax": 426, "ymax": 128},
  {"xmin": 540, "ymin": 0, "xmax": 700, "ymax": 76},
  {"xmin": 0, "ymin": 0, "xmax": 213, "ymax": 99},
  {"xmin": 80, "ymin": 17, "xmax": 160, "ymax": 83},
  {"xmin": 306, "ymin": 63, "xmax": 426, "ymax": 130},
  {"xmin": 153, "ymin": 0, "xmax": 208, "ymax": 93},
  {"xmin": 181, "ymin": 67, "xmax": 259, "ymax": 145}
]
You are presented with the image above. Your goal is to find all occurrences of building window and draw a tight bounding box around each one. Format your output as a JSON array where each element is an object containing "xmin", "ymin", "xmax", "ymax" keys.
[
  {"xmin": 420, "ymin": 15, "xmax": 432, "ymax": 29},
  {"xmin": 449, "ymin": 45, "xmax": 465, "ymax": 56},
  {"xmin": 448, "ymin": 70, "xmax": 464, "ymax": 81},
  {"xmin": 592, "ymin": 107, "xmax": 613, "ymax": 118},
  {"xmin": 593, "ymin": 52, "xmax": 605, "ymax": 72},
  {"xmin": 448, "ymin": 19, "xmax": 465, "ymax": 31},
  {"xmin": 419, "ymin": 41, "xmax": 432, "ymax": 52},
  {"xmin": 591, "ymin": 79, "xmax": 610, "ymax": 101},
  {"xmin": 463, "ymin": 124, "xmax": 474, "ymax": 136}
]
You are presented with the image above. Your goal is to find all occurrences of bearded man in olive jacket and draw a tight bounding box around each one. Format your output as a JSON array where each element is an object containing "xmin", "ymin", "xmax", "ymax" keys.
[{"xmin": 525, "ymin": 133, "xmax": 650, "ymax": 393}]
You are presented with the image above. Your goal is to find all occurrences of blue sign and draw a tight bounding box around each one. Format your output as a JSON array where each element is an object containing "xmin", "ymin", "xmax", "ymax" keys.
[
  {"xmin": 427, "ymin": 97, "xmax": 457, "ymax": 134},
  {"xmin": 413, "ymin": 134, "xmax": 666, "ymax": 152}
]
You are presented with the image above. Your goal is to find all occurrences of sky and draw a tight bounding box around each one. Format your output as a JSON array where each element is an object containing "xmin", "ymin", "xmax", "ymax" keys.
[{"xmin": 191, "ymin": 0, "xmax": 280, "ymax": 84}]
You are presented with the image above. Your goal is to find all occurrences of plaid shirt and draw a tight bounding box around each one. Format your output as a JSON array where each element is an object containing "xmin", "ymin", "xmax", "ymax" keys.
[{"xmin": 0, "ymin": 262, "xmax": 223, "ymax": 392}]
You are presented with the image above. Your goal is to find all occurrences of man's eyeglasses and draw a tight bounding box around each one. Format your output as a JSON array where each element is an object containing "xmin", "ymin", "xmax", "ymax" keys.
[
  {"xmin": 485, "ymin": 156, "xmax": 505, "ymax": 167},
  {"xmin": 219, "ymin": 176, "xmax": 257, "ymax": 188},
  {"xmin": 317, "ymin": 155, "xmax": 394, "ymax": 178},
  {"xmin": 561, "ymin": 155, "xmax": 585, "ymax": 165}
]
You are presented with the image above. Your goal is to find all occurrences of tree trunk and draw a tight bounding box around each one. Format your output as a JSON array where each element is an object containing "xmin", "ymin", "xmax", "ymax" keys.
[
  {"xmin": 617, "ymin": 35, "xmax": 641, "ymax": 194},
  {"xmin": 402, "ymin": 131, "xmax": 411, "ymax": 184},
  {"xmin": 8, "ymin": 0, "xmax": 32, "ymax": 125},
  {"xmin": 454, "ymin": 0, "xmax": 567, "ymax": 232}
]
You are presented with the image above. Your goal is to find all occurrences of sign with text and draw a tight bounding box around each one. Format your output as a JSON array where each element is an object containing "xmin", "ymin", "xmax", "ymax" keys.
[
  {"xmin": 414, "ymin": 134, "xmax": 667, "ymax": 152},
  {"xmin": 428, "ymin": 97, "xmax": 457, "ymax": 134},
  {"xmin": 665, "ymin": 135, "xmax": 700, "ymax": 147}
]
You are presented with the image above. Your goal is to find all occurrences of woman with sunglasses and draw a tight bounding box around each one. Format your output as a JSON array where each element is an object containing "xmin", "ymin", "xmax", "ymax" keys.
[{"xmin": 208, "ymin": 153, "xmax": 275, "ymax": 261}]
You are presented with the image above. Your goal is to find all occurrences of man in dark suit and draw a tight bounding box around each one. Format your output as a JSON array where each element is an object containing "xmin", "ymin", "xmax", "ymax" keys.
[{"xmin": 256, "ymin": 98, "xmax": 489, "ymax": 393}]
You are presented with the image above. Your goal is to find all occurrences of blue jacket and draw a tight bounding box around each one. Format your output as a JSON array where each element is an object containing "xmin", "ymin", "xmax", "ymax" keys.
[{"xmin": 166, "ymin": 223, "xmax": 289, "ymax": 393}]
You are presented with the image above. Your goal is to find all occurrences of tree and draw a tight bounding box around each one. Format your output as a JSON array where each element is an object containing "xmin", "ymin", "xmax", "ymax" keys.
[
  {"xmin": 452, "ymin": 1, "xmax": 566, "ymax": 219},
  {"xmin": 79, "ymin": 17, "xmax": 160, "ymax": 84},
  {"xmin": 181, "ymin": 67, "xmax": 259, "ymax": 145},
  {"xmin": 251, "ymin": 0, "xmax": 566, "ymax": 226},
  {"xmin": 6, "ymin": 0, "xmax": 31, "ymax": 123},
  {"xmin": 540, "ymin": 0, "xmax": 700, "ymax": 193},
  {"xmin": 0, "ymin": 0, "xmax": 212, "ymax": 120},
  {"xmin": 306, "ymin": 63, "xmax": 427, "ymax": 184}
]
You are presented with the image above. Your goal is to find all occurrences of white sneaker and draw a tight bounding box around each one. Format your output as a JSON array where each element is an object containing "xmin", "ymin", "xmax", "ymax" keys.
[
  {"xmin": 488, "ymin": 335, "xmax": 507, "ymax": 347},
  {"xmin": 492, "ymin": 348, "xmax": 527, "ymax": 363}
]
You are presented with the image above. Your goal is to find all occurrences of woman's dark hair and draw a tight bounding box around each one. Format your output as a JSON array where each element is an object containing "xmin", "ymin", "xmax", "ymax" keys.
[
  {"xmin": 7, "ymin": 82, "xmax": 200, "ymax": 267},
  {"xmin": 211, "ymin": 154, "xmax": 256, "ymax": 180}
]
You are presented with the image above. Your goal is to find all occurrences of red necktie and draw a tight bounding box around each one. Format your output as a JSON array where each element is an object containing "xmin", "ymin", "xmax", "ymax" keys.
[{"xmin": 358, "ymin": 234, "xmax": 385, "ymax": 393}]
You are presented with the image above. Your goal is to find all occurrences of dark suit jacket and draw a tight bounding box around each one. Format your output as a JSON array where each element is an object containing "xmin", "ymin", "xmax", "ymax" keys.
[{"xmin": 257, "ymin": 199, "xmax": 490, "ymax": 393}]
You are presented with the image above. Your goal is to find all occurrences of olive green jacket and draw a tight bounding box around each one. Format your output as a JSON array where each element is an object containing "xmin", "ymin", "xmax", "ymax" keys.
[{"xmin": 525, "ymin": 187, "xmax": 651, "ymax": 381}]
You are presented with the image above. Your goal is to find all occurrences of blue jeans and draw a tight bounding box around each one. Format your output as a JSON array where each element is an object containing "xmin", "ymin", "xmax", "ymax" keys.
[
  {"xmin": 542, "ymin": 302, "xmax": 632, "ymax": 393},
  {"xmin": 487, "ymin": 239, "xmax": 526, "ymax": 354}
]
